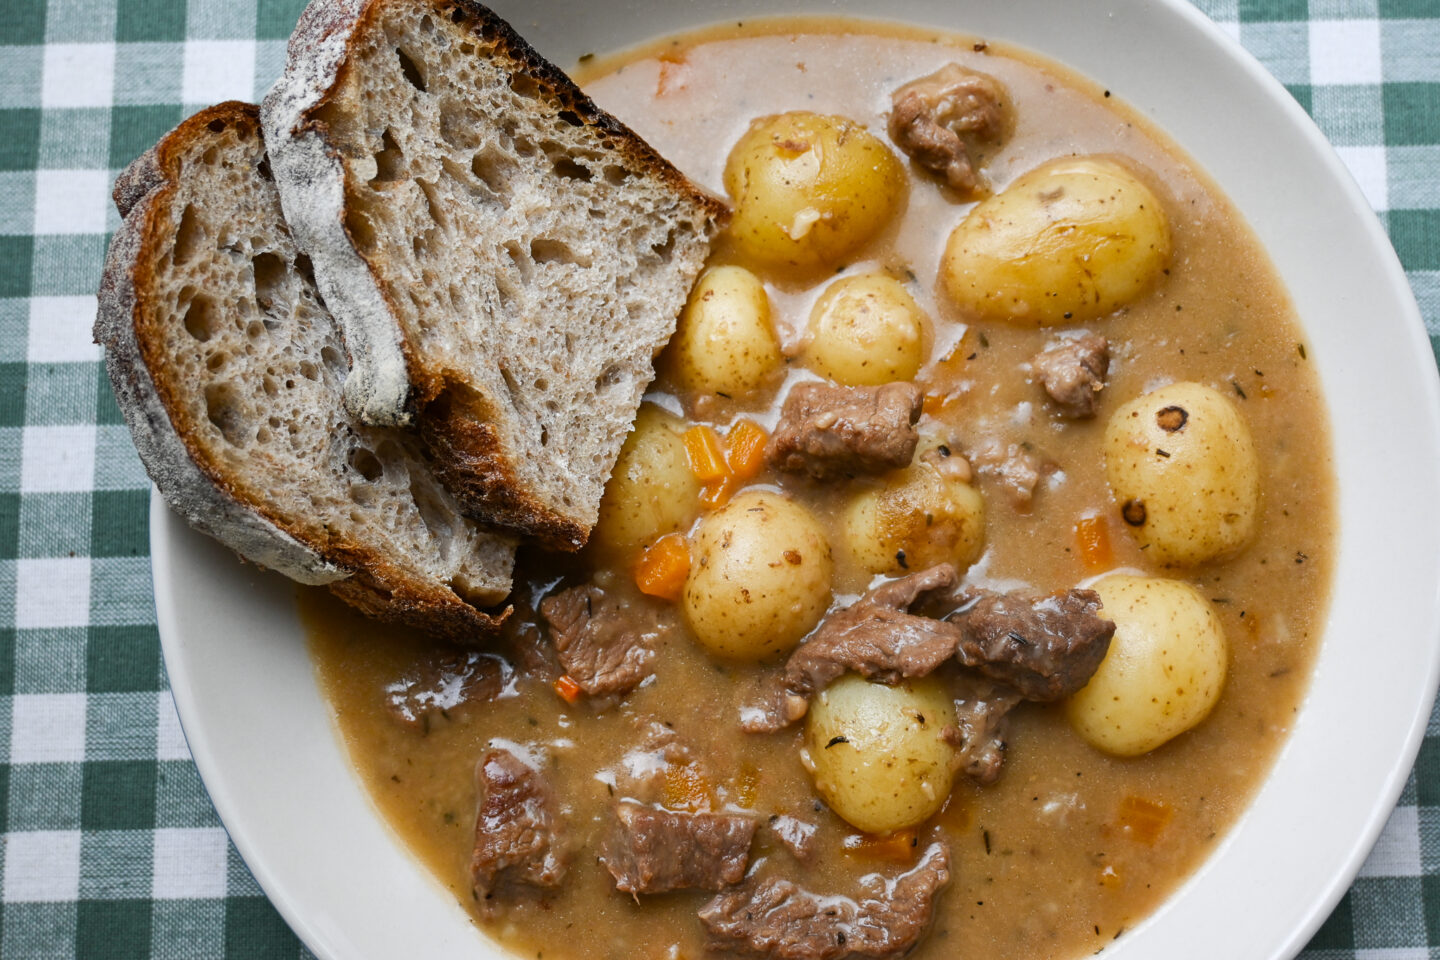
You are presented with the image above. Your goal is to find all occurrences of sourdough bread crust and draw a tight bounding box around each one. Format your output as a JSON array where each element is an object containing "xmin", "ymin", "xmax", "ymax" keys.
[
  {"xmin": 260, "ymin": 0, "xmax": 414, "ymax": 428},
  {"xmin": 261, "ymin": 0, "xmax": 728, "ymax": 549},
  {"xmin": 96, "ymin": 110, "xmax": 350, "ymax": 587},
  {"xmin": 95, "ymin": 102, "xmax": 513, "ymax": 639}
]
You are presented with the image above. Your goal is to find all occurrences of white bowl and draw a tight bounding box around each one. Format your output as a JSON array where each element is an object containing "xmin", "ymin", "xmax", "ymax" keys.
[{"xmin": 153, "ymin": 1, "xmax": 1440, "ymax": 958}]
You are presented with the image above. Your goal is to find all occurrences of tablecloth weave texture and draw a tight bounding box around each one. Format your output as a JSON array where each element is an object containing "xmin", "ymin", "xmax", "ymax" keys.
[{"xmin": 0, "ymin": 0, "xmax": 1436, "ymax": 957}]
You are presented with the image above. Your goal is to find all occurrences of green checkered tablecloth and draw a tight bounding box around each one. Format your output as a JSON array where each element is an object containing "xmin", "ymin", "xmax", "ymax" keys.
[{"xmin": 1, "ymin": 0, "xmax": 1437, "ymax": 956}]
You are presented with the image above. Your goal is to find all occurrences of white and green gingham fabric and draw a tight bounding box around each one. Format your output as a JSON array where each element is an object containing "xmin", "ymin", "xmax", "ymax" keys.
[{"xmin": 0, "ymin": 0, "xmax": 1436, "ymax": 956}]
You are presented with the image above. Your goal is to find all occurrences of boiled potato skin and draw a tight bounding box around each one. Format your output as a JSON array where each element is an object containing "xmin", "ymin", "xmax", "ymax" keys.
[
  {"xmin": 668, "ymin": 266, "xmax": 784, "ymax": 398},
  {"xmin": 805, "ymin": 675, "xmax": 959, "ymax": 834},
  {"xmin": 1103, "ymin": 381, "xmax": 1260, "ymax": 566},
  {"xmin": 592, "ymin": 405, "xmax": 700, "ymax": 553},
  {"xmin": 683, "ymin": 490, "xmax": 833, "ymax": 661},
  {"xmin": 941, "ymin": 156, "xmax": 1171, "ymax": 325},
  {"xmin": 1066, "ymin": 575, "xmax": 1228, "ymax": 756},
  {"xmin": 804, "ymin": 274, "xmax": 927, "ymax": 385},
  {"xmin": 724, "ymin": 112, "xmax": 905, "ymax": 271},
  {"xmin": 841, "ymin": 453, "xmax": 985, "ymax": 576}
]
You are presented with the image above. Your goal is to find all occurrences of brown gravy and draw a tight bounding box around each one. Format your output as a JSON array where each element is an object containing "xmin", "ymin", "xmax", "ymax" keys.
[{"xmin": 304, "ymin": 19, "xmax": 1334, "ymax": 960}]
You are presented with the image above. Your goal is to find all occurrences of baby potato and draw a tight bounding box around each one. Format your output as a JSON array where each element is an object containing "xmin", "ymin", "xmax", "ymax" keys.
[
  {"xmin": 1066, "ymin": 575, "xmax": 1228, "ymax": 756},
  {"xmin": 683, "ymin": 490, "xmax": 832, "ymax": 661},
  {"xmin": 1103, "ymin": 381, "xmax": 1260, "ymax": 566},
  {"xmin": 805, "ymin": 674, "xmax": 958, "ymax": 834},
  {"xmin": 592, "ymin": 404, "xmax": 701, "ymax": 553},
  {"xmin": 941, "ymin": 156, "xmax": 1172, "ymax": 325},
  {"xmin": 668, "ymin": 266, "xmax": 784, "ymax": 398},
  {"xmin": 803, "ymin": 274, "xmax": 927, "ymax": 385},
  {"xmin": 841, "ymin": 452, "xmax": 985, "ymax": 576},
  {"xmin": 724, "ymin": 112, "xmax": 905, "ymax": 272}
]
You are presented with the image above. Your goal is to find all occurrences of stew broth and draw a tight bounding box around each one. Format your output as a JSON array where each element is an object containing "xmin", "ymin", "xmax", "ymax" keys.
[{"xmin": 304, "ymin": 19, "xmax": 1333, "ymax": 960}]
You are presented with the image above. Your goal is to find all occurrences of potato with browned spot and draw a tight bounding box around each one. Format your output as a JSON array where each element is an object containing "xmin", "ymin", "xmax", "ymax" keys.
[
  {"xmin": 941, "ymin": 156, "xmax": 1171, "ymax": 325},
  {"xmin": 804, "ymin": 674, "xmax": 959, "ymax": 834},
  {"xmin": 724, "ymin": 112, "xmax": 905, "ymax": 271},
  {"xmin": 667, "ymin": 265, "xmax": 784, "ymax": 399},
  {"xmin": 683, "ymin": 490, "xmax": 832, "ymax": 661},
  {"xmin": 803, "ymin": 273, "xmax": 927, "ymax": 385},
  {"xmin": 592, "ymin": 404, "xmax": 700, "ymax": 555},
  {"xmin": 1104, "ymin": 381, "xmax": 1260, "ymax": 566},
  {"xmin": 841, "ymin": 445, "xmax": 985, "ymax": 576},
  {"xmin": 1067, "ymin": 575, "xmax": 1228, "ymax": 756}
]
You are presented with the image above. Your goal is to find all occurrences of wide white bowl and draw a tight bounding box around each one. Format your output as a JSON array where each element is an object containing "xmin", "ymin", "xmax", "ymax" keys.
[{"xmin": 153, "ymin": 0, "xmax": 1440, "ymax": 958}]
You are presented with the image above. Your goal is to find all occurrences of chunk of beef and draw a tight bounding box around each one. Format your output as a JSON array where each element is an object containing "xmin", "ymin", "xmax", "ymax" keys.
[
  {"xmin": 889, "ymin": 64, "xmax": 1008, "ymax": 196},
  {"xmin": 786, "ymin": 565, "xmax": 965, "ymax": 695},
  {"xmin": 540, "ymin": 584, "xmax": 666, "ymax": 696},
  {"xmin": 767, "ymin": 381, "xmax": 923, "ymax": 481},
  {"xmin": 383, "ymin": 649, "xmax": 511, "ymax": 730},
  {"xmin": 699, "ymin": 841, "xmax": 951, "ymax": 960},
  {"xmin": 970, "ymin": 439, "xmax": 1046, "ymax": 509},
  {"xmin": 769, "ymin": 814, "xmax": 818, "ymax": 861},
  {"xmin": 601, "ymin": 801, "xmax": 757, "ymax": 895},
  {"xmin": 944, "ymin": 675, "xmax": 1020, "ymax": 785},
  {"xmin": 742, "ymin": 565, "xmax": 967, "ymax": 733},
  {"xmin": 470, "ymin": 747, "xmax": 567, "ymax": 912},
  {"xmin": 744, "ymin": 567, "xmax": 1112, "ymax": 736},
  {"xmin": 1032, "ymin": 333, "xmax": 1110, "ymax": 419},
  {"xmin": 951, "ymin": 588, "xmax": 1114, "ymax": 701}
]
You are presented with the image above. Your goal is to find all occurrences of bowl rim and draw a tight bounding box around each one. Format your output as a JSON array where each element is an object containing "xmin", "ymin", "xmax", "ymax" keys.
[{"xmin": 152, "ymin": 1, "xmax": 1440, "ymax": 958}]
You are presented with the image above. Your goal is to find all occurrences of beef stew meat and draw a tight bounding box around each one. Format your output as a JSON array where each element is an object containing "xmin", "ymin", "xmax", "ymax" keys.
[
  {"xmin": 382, "ymin": 649, "xmax": 512, "ymax": 730},
  {"xmin": 946, "ymin": 675, "xmax": 1022, "ymax": 786},
  {"xmin": 889, "ymin": 61, "xmax": 1009, "ymax": 196},
  {"xmin": 602, "ymin": 802, "xmax": 758, "ymax": 894},
  {"xmin": 767, "ymin": 381, "xmax": 923, "ymax": 480},
  {"xmin": 470, "ymin": 747, "xmax": 568, "ymax": 912},
  {"xmin": 699, "ymin": 841, "xmax": 952, "ymax": 960},
  {"xmin": 747, "ymin": 565, "xmax": 1112, "ymax": 733},
  {"xmin": 948, "ymin": 588, "xmax": 1114, "ymax": 702},
  {"xmin": 539, "ymin": 584, "xmax": 666, "ymax": 696},
  {"xmin": 1031, "ymin": 333, "xmax": 1110, "ymax": 419},
  {"xmin": 304, "ymin": 20, "xmax": 1334, "ymax": 960}
]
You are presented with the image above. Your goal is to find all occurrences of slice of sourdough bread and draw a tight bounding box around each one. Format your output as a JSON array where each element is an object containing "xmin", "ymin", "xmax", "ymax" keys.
[
  {"xmin": 261, "ymin": 0, "xmax": 727, "ymax": 550},
  {"xmin": 96, "ymin": 101, "xmax": 516, "ymax": 640}
]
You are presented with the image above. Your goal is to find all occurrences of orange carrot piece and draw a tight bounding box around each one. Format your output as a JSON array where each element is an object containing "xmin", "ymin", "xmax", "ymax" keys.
[
  {"xmin": 684, "ymin": 425, "xmax": 730, "ymax": 483},
  {"xmin": 1116, "ymin": 795, "xmax": 1172, "ymax": 846},
  {"xmin": 554, "ymin": 674, "xmax": 583, "ymax": 705},
  {"xmin": 725, "ymin": 420, "xmax": 769, "ymax": 481},
  {"xmin": 732, "ymin": 762, "xmax": 760, "ymax": 809},
  {"xmin": 842, "ymin": 828, "xmax": 920, "ymax": 863},
  {"xmin": 635, "ymin": 533, "xmax": 691, "ymax": 601},
  {"xmin": 1075, "ymin": 514, "xmax": 1114, "ymax": 571},
  {"xmin": 699, "ymin": 475, "xmax": 736, "ymax": 510},
  {"xmin": 663, "ymin": 763, "xmax": 712, "ymax": 810}
]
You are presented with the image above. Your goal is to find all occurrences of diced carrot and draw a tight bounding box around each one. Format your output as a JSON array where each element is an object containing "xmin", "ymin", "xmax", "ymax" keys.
[
  {"xmin": 554, "ymin": 674, "xmax": 583, "ymax": 705},
  {"xmin": 663, "ymin": 763, "xmax": 712, "ymax": 810},
  {"xmin": 699, "ymin": 475, "xmax": 736, "ymax": 510},
  {"xmin": 732, "ymin": 762, "xmax": 760, "ymax": 809},
  {"xmin": 1116, "ymin": 795, "xmax": 1172, "ymax": 846},
  {"xmin": 684, "ymin": 425, "xmax": 730, "ymax": 483},
  {"xmin": 1075, "ymin": 514, "xmax": 1114, "ymax": 571},
  {"xmin": 725, "ymin": 420, "xmax": 769, "ymax": 481},
  {"xmin": 922, "ymin": 393, "xmax": 949, "ymax": 417},
  {"xmin": 842, "ymin": 828, "xmax": 920, "ymax": 863},
  {"xmin": 635, "ymin": 533, "xmax": 691, "ymax": 601}
]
